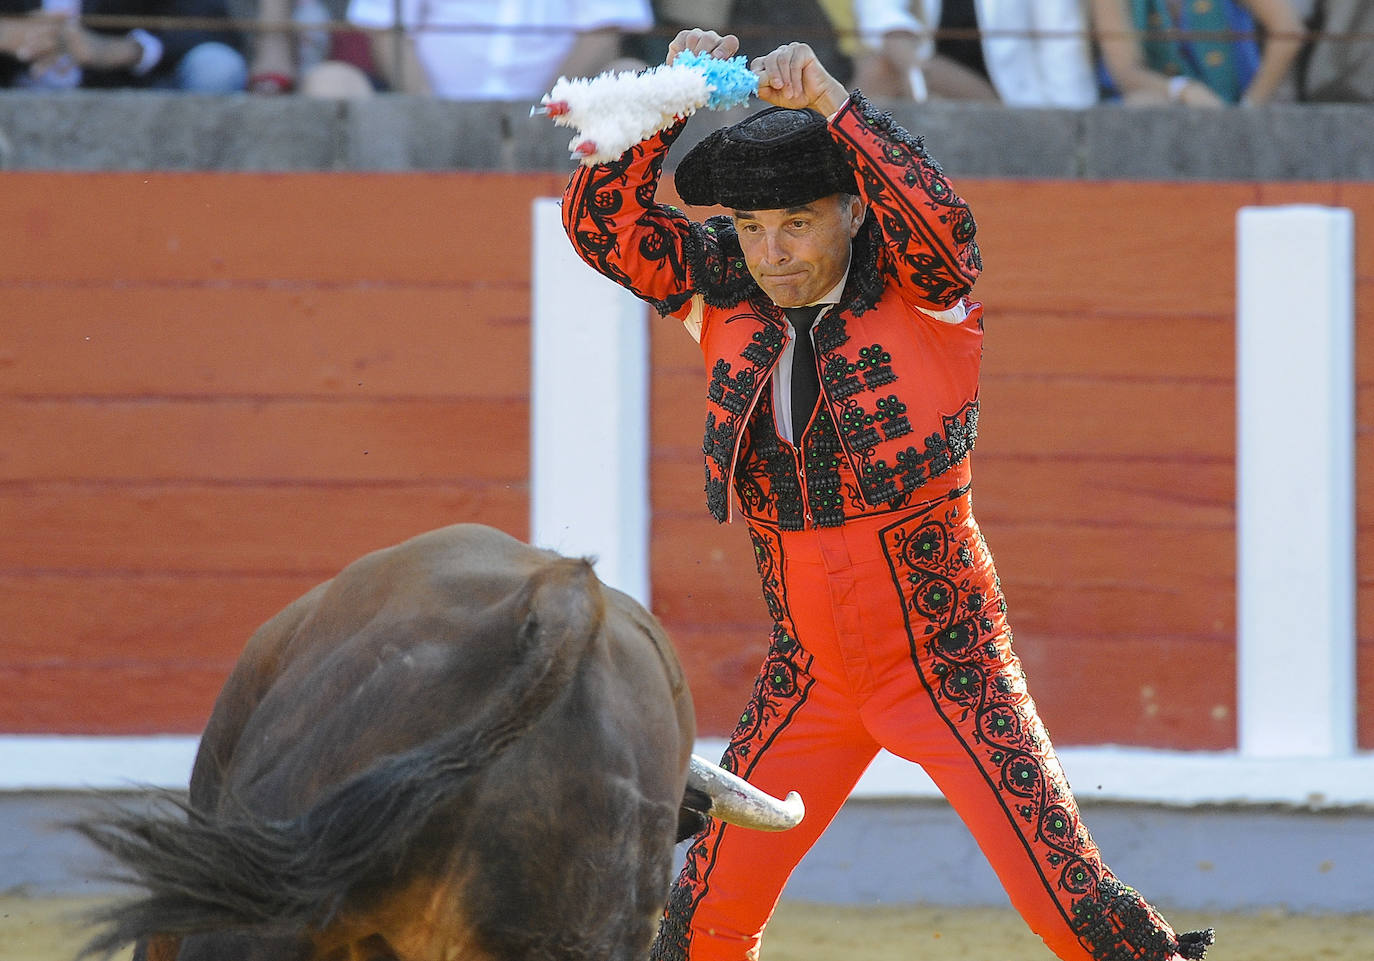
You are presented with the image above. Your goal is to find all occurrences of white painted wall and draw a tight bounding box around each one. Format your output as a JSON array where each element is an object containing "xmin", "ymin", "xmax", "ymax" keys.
[
  {"xmin": 529, "ymin": 197, "xmax": 651, "ymax": 606},
  {"xmin": 1236, "ymin": 206, "xmax": 1356, "ymax": 759},
  {"xmin": 4, "ymin": 734, "xmax": 1373, "ymax": 808}
]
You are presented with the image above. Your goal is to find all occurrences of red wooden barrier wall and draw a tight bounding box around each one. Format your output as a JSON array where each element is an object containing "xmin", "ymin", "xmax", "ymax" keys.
[{"xmin": 1, "ymin": 172, "xmax": 1369, "ymax": 750}]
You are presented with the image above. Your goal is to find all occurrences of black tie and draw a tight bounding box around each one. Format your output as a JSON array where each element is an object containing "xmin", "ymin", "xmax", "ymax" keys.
[{"xmin": 786, "ymin": 305, "xmax": 824, "ymax": 438}]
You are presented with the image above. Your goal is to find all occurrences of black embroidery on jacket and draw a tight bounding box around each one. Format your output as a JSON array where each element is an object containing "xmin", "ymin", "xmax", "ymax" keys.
[
  {"xmin": 802, "ymin": 409, "xmax": 847, "ymax": 527},
  {"xmin": 871, "ymin": 206, "xmax": 976, "ymax": 307},
  {"xmin": 706, "ymin": 359, "xmax": 756, "ymax": 416},
  {"xmin": 704, "ymin": 470, "xmax": 729, "ymax": 523},
  {"xmin": 742, "ymin": 322, "xmax": 787, "ymax": 367},
  {"xmin": 851, "ymin": 400, "xmax": 979, "ymax": 506},
  {"xmin": 680, "ymin": 218, "xmax": 762, "ymax": 310},
  {"xmin": 873, "ymin": 395, "xmax": 913, "ymax": 440},
  {"xmin": 857, "ymin": 344, "xmax": 897, "ymax": 389},
  {"xmin": 836, "ymin": 92, "xmax": 982, "ymax": 308},
  {"xmin": 734, "ymin": 395, "xmax": 800, "ymax": 527},
  {"xmin": 718, "ymin": 329, "xmax": 978, "ymax": 524},
  {"xmin": 734, "ymin": 400, "xmax": 850, "ymax": 530},
  {"xmin": 566, "ymin": 122, "xmax": 705, "ymax": 314},
  {"xmin": 701, "ymin": 324, "xmax": 788, "ymax": 521}
]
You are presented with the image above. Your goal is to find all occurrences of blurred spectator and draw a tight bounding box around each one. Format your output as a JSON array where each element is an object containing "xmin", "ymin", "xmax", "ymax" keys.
[
  {"xmin": 724, "ymin": 0, "xmax": 856, "ymax": 83},
  {"xmin": 1088, "ymin": 0, "xmax": 1305, "ymax": 105},
  {"xmin": 247, "ymin": 0, "xmax": 378, "ymax": 94},
  {"xmin": 1299, "ymin": 0, "xmax": 1374, "ymax": 100},
  {"xmin": 0, "ymin": 0, "xmax": 247, "ymax": 90},
  {"xmin": 323, "ymin": 0, "xmax": 654, "ymax": 98},
  {"xmin": 854, "ymin": 0, "xmax": 1098, "ymax": 105},
  {"xmin": 623, "ymin": 0, "xmax": 855, "ymax": 85}
]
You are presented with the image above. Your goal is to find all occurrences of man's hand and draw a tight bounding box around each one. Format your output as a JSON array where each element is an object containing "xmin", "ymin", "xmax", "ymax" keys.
[
  {"xmin": 0, "ymin": 14, "xmax": 63, "ymax": 64},
  {"xmin": 55, "ymin": 19, "xmax": 143, "ymax": 71},
  {"xmin": 7, "ymin": 15, "xmax": 143, "ymax": 73},
  {"xmin": 751, "ymin": 42, "xmax": 847, "ymax": 117},
  {"xmin": 666, "ymin": 28, "xmax": 739, "ymax": 65}
]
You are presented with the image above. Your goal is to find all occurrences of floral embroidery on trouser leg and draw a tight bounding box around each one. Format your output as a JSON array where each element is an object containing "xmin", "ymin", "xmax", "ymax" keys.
[{"xmin": 877, "ymin": 501, "xmax": 1196, "ymax": 961}]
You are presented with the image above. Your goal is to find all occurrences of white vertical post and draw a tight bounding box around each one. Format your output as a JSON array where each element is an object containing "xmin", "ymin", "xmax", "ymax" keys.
[
  {"xmin": 1236, "ymin": 205, "xmax": 1355, "ymax": 758},
  {"xmin": 530, "ymin": 197, "xmax": 651, "ymax": 605}
]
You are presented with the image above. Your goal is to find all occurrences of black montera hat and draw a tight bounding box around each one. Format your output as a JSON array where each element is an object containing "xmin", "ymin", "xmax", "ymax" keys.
[{"xmin": 675, "ymin": 106, "xmax": 858, "ymax": 210}]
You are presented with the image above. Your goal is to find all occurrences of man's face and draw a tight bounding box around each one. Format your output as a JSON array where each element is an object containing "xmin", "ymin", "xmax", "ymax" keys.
[{"xmin": 732, "ymin": 194, "xmax": 866, "ymax": 308}]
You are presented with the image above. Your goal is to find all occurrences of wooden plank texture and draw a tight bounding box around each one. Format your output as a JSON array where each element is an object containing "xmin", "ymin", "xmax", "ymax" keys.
[
  {"xmin": 0, "ymin": 286, "xmax": 531, "ymax": 398},
  {"xmin": 0, "ymin": 172, "xmax": 567, "ymax": 284},
  {"xmin": 959, "ymin": 181, "xmax": 1257, "ymax": 314},
  {"xmin": 0, "ymin": 485, "xmax": 527, "ymax": 572},
  {"xmin": 0, "ymin": 664, "xmax": 242, "ymax": 733},
  {"xmin": 0, "ymin": 573, "xmax": 309, "ymax": 665},
  {"xmin": 0, "ymin": 398, "xmax": 529, "ymax": 482},
  {"xmin": 1009, "ymin": 634, "xmax": 1237, "ymax": 749}
]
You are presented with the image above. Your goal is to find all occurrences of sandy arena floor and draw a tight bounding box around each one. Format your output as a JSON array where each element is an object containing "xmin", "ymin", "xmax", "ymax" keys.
[{"xmin": 2, "ymin": 895, "xmax": 1372, "ymax": 961}]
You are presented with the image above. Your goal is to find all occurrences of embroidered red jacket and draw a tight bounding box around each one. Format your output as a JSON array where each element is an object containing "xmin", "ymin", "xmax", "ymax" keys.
[{"xmin": 563, "ymin": 92, "xmax": 985, "ymax": 526}]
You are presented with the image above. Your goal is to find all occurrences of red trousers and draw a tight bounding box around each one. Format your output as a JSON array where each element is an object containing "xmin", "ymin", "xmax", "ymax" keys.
[{"xmin": 653, "ymin": 493, "xmax": 1186, "ymax": 961}]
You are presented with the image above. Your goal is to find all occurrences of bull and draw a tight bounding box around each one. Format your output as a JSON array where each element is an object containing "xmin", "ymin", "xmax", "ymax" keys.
[{"xmin": 74, "ymin": 524, "xmax": 802, "ymax": 961}]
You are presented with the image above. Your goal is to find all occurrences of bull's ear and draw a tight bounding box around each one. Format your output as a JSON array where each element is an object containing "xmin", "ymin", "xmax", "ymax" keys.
[
  {"xmin": 675, "ymin": 786, "xmax": 712, "ymax": 842},
  {"xmin": 515, "ymin": 608, "xmax": 541, "ymax": 654},
  {"xmin": 513, "ymin": 557, "xmax": 602, "ymax": 655}
]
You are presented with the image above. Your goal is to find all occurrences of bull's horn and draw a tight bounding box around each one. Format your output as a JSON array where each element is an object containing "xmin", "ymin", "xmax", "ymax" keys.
[{"xmin": 687, "ymin": 754, "xmax": 805, "ymax": 831}]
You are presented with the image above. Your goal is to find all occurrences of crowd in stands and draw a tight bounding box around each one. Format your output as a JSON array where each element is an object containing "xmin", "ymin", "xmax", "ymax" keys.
[
  {"xmin": 0, "ymin": 0, "xmax": 246, "ymax": 90},
  {"xmin": 0, "ymin": 0, "xmax": 1370, "ymax": 102}
]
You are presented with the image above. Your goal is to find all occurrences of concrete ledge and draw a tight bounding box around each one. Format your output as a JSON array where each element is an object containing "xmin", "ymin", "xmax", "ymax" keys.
[
  {"xmin": 0, "ymin": 736, "xmax": 200, "ymax": 793},
  {"xmin": 5, "ymin": 785, "xmax": 1372, "ymax": 911},
  {"xmin": 3, "ymin": 737, "xmax": 1371, "ymax": 910},
  {"xmin": 1080, "ymin": 103, "xmax": 1374, "ymax": 180},
  {"xmin": 0, "ymin": 93, "xmax": 352, "ymax": 171},
  {"xmin": 787, "ymin": 796, "xmax": 1374, "ymax": 912},
  {"xmin": 1, "ymin": 91, "xmax": 1369, "ymax": 178}
]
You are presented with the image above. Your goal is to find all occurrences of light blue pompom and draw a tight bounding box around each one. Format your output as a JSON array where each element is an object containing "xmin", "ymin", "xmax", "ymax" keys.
[{"xmin": 677, "ymin": 50, "xmax": 758, "ymax": 110}]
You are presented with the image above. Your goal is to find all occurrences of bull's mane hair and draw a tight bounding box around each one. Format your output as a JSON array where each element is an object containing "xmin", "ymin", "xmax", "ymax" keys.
[{"xmin": 71, "ymin": 556, "xmax": 608, "ymax": 959}]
